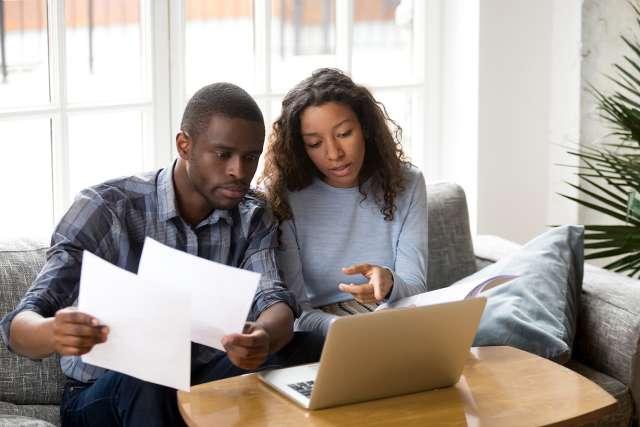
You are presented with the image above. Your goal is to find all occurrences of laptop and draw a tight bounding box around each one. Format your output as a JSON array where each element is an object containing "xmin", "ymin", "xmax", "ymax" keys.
[{"xmin": 258, "ymin": 297, "xmax": 486, "ymax": 410}]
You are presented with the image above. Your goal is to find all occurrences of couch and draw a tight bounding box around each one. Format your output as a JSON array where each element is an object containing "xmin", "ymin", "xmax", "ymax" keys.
[{"xmin": 1, "ymin": 182, "xmax": 639, "ymax": 426}]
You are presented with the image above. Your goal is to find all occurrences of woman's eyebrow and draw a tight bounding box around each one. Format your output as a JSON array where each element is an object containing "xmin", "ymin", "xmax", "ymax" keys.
[
  {"xmin": 301, "ymin": 131, "xmax": 320, "ymax": 137},
  {"xmin": 331, "ymin": 119, "xmax": 352, "ymax": 130},
  {"xmin": 301, "ymin": 119, "xmax": 353, "ymax": 137}
]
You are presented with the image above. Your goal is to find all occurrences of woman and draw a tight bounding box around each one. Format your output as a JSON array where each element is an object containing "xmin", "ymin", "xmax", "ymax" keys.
[{"xmin": 260, "ymin": 68, "xmax": 428, "ymax": 336}]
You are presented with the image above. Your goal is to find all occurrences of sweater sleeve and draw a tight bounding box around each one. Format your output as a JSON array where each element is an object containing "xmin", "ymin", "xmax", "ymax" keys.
[
  {"xmin": 386, "ymin": 168, "xmax": 429, "ymax": 302},
  {"xmin": 277, "ymin": 219, "xmax": 338, "ymax": 335}
]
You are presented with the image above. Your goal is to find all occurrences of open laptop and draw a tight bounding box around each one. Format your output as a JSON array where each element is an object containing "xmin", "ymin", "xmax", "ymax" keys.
[{"xmin": 258, "ymin": 297, "xmax": 486, "ymax": 410}]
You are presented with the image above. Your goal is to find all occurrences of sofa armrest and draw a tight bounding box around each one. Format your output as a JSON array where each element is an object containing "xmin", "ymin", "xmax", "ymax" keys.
[
  {"xmin": 574, "ymin": 264, "xmax": 640, "ymax": 414},
  {"xmin": 473, "ymin": 234, "xmax": 522, "ymax": 265},
  {"xmin": 427, "ymin": 182, "xmax": 477, "ymax": 290}
]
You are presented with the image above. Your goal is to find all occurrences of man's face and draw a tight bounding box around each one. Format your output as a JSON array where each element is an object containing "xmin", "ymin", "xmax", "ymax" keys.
[{"xmin": 184, "ymin": 115, "xmax": 264, "ymax": 210}]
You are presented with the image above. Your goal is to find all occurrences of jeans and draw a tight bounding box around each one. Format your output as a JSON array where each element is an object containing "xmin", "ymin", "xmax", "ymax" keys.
[{"xmin": 60, "ymin": 331, "xmax": 324, "ymax": 426}]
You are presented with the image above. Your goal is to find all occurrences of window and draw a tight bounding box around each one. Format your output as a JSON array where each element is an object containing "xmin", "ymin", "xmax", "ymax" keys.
[
  {"xmin": 0, "ymin": 0, "xmax": 159, "ymax": 239},
  {"xmin": 0, "ymin": 0, "xmax": 428, "ymax": 239},
  {"xmin": 172, "ymin": 0, "xmax": 426, "ymax": 170}
]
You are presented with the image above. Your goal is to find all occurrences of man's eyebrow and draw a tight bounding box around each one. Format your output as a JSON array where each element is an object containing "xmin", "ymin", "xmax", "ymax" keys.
[
  {"xmin": 301, "ymin": 119, "xmax": 352, "ymax": 137},
  {"xmin": 207, "ymin": 143, "xmax": 262, "ymax": 154},
  {"xmin": 206, "ymin": 143, "xmax": 235, "ymax": 149}
]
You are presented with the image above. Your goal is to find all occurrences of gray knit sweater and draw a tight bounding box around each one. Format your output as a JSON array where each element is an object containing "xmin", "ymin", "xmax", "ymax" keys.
[{"xmin": 277, "ymin": 165, "xmax": 428, "ymax": 335}]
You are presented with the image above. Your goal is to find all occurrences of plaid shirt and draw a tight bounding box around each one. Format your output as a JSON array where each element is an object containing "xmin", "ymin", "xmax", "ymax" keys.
[{"xmin": 0, "ymin": 163, "xmax": 299, "ymax": 382}]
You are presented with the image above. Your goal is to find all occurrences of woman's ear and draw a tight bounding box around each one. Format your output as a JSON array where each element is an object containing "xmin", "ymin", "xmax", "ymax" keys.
[{"xmin": 176, "ymin": 131, "xmax": 192, "ymax": 160}]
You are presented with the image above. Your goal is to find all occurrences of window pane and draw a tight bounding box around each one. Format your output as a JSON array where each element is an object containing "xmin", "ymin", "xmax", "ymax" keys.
[
  {"xmin": 65, "ymin": 0, "xmax": 146, "ymax": 103},
  {"xmin": 371, "ymin": 88, "xmax": 423, "ymax": 166},
  {"xmin": 352, "ymin": 0, "xmax": 417, "ymax": 85},
  {"xmin": 248, "ymin": 98, "xmax": 271, "ymax": 186},
  {"xmin": 0, "ymin": 118, "xmax": 53, "ymax": 239},
  {"xmin": 184, "ymin": 0, "xmax": 255, "ymax": 98},
  {"xmin": 68, "ymin": 110, "xmax": 144, "ymax": 197},
  {"xmin": 269, "ymin": 96, "xmax": 284, "ymax": 126},
  {"xmin": 271, "ymin": 0, "xmax": 337, "ymax": 93},
  {"xmin": 0, "ymin": 0, "xmax": 50, "ymax": 108}
]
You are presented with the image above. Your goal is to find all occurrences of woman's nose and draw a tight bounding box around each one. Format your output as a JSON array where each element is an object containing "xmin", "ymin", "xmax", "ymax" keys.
[{"xmin": 325, "ymin": 139, "xmax": 344, "ymax": 160}]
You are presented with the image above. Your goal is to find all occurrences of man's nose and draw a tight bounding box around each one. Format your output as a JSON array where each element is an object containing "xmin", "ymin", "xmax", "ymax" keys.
[{"xmin": 227, "ymin": 156, "xmax": 246, "ymax": 179}]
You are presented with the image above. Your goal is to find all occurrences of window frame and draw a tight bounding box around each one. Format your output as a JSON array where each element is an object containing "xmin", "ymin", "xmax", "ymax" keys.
[
  {"xmin": 0, "ymin": 0, "xmax": 438, "ymax": 237},
  {"xmin": 168, "ymin": 0, "xmax": 435, "ymax": 174},
  {"xmin": 0, "ymin": 0, "xmax": 171, "ymax": 229}
]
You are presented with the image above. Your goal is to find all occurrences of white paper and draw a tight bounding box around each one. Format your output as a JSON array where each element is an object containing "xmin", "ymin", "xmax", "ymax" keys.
[
  {"xmin": 137, "ymin": 237, "xmax": 260, "ymax": 350},
  {"xmin": 377, "ymin": 274, "xmax": 518, "ymax": 311},
  {"xmin": 78, "ymin": 251, "xmax": 191, "ymax": 391}
]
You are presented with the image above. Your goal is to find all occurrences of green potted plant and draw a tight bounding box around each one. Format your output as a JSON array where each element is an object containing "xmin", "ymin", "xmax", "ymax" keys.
[{"xmin": 561, "ymin": 2, "xmax": 640, "ymax": 277}]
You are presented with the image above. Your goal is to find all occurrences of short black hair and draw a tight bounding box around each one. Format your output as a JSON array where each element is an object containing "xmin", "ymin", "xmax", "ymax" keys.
[{"xmin": 180, "ymin": 82, "xmax": 265, "ymax": 140}]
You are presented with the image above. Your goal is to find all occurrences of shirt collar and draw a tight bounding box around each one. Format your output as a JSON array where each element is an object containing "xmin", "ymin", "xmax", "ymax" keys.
[
  {"xmin": 157, "ymin": 162, "xmax": 179, "ymax": 222},
  {"xmin": 157, "ymin": 161, "xmax": 233, "ymax": 226},
  {"xmin": 199, "ymin": 209, "xmax": 233, "ymax": 227}
]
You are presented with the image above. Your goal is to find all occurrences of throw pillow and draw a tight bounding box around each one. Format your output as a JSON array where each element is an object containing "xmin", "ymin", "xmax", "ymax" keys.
[{"xmin": 462, "ymin": 225, "xmax": 584, "ymax": 363}]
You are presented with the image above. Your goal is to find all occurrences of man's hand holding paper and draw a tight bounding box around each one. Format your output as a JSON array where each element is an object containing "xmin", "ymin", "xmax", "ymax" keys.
[
  {"xmin": 222, "ymin": 322, "xmax": 270, "ymax": 370},
  {"xmin": 51, "ymin": 307, "xmax": 108, "ymax": 356},
  {"xmin": 76, "ymin": 237, "xmax": 264, "ymax": 391},
  {"xmin": 78, "ymin": 251, "xmax": 191, "ymax": 391}
]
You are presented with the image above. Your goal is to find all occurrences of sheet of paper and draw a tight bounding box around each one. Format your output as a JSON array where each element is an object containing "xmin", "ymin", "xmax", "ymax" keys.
[
  {"xmin": 137, "ymin": 237, "xmax": 260, "ymax": 350},
  {"xmin": 78, "ymin": 251, "xmax": 191, "ymax": 391},
  {"xmin": 377, "ymin": 274, "xmax": 518, "ymax": 311},
  {"xmin": 377, "ymin": 285, "xmax": 471, "ymax": 311}
]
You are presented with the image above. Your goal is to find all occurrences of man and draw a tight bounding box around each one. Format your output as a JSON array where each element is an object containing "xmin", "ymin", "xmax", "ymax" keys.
[{"xmin": 0, "ymin": 83, "xmax": 322, "ymax": 426}]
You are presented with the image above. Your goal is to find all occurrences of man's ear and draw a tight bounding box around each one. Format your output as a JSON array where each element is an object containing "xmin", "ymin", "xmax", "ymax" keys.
[{"xmin": 176, "ymin": 131, "xmax": 192, "ymax": 160}]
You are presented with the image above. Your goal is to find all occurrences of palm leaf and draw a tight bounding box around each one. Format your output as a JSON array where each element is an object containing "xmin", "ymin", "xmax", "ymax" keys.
[
  {"xmin": 559, "ymin": 193, "xmax": 638, "ymax": 225},
  {"xmin": 578, "ymin": 175, "xmax": 627, "ymax": 204},
  {"xmin": 622, "ymin": 54, "xmax": 640, "ymax": 80},
  {"xmin": 580, "ymin": 156, "xmax": 639, "ymax": 194},
  {"xmin": 584, "ymin": 234, "xmax": 640, "ymax": 248},
  {"xmin": 564, "ymin": 182, "xmax": 629, "ymax": 215},
  {"xmin": 604, "ymin": 251, "xmax": 640, "ymax": 270},
  {"xmin": 608, "ymin": 72, "xmax": 640, "ymax": 100},
  {"xmin": 562, "ymin": 1, "xmax": 640, "ymax": 277},
  {"xmin": 585, "ymin": 246, "xmax": 640, "ymax": 259}
]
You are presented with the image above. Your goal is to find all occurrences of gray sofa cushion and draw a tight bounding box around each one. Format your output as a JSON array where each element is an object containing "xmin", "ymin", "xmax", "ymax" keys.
[
  {"xmin": 426, "ymin": 183, "xmax": 477, "ymax": 290},
  {"xmin": 0, "ymin": 413, "xmax": 57, "ymax": 427},
  {"xmin": 0, "ymin": 239, "xmax": 65, "ymax": 406},
  {"xmin": 574, "ymin": 264, "xmax": 640, "ymax": 423},
  {"xmin": 565, "ymin": 360, "xmax": 632, "ymax": 427},
  {"xmin": 469, "ymin": 225, "xmax": 584, "ymax": 363}
]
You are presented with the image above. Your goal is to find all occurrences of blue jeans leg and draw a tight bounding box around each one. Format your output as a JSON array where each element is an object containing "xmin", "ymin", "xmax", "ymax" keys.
[
  {"xmin": 60, "ymin": 372, "xmax": 186, "ymax": 427},
  {"xmin": 60, "ymin": 332, "xmax": 324, "ymax": 425},
  {"xmin": 191, "ymin": 331, "xmax": 325, "ymax": 385}
]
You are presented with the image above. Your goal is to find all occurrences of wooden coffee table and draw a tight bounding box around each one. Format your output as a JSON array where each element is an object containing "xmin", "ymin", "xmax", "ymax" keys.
[{"xmin": 178, "ymin": 346, "xmax": 616, "ymax": 426}]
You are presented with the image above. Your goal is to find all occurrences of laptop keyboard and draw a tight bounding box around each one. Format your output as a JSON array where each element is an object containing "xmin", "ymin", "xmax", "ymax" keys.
[{"xmin": 288, "ymin": 380, "xmax": 315, "ymax": 398}]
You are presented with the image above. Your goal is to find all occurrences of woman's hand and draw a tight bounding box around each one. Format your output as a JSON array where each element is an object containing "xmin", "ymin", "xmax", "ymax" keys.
[{"xmin": 338, "ymin": 263, "xmax": 394, "ymax": 304}]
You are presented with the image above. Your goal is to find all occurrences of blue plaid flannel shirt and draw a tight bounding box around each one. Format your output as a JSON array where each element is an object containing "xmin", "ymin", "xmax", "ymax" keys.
[{"xmin": 0, "ymin": 163, "xmax": 299, "ymax": 382}]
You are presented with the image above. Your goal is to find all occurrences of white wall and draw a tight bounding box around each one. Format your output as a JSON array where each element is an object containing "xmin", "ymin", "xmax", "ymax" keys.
[
  {"xmin": 437, "ymin": 0, "xmax": 582, "ymax": 243},
  {"xmin": 438, "ymin": 0, "xmax": 479, "ymax": 234}
]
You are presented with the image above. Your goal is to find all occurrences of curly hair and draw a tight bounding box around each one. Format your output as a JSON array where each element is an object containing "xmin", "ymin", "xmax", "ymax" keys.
[{"xmin": 260, "ymin": 68, "xmax": 409, "ymax": 222}]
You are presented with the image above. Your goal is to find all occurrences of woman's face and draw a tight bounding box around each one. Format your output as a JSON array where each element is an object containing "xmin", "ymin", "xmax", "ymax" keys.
[{"xmin": 299, "ymin": 102, "xmax": 366, "ymax": 188}]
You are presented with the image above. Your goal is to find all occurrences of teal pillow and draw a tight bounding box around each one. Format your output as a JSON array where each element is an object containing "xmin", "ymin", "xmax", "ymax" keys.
[{"xmin": 465, "ymin": 225, "xmax": 584, "ymax": 363}]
